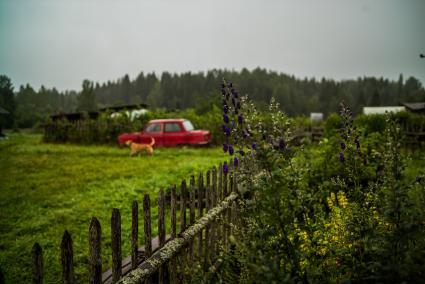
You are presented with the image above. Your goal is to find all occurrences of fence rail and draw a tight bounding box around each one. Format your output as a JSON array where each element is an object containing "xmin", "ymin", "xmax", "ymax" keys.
[{"xmin": 21, "ymin": 160, "xmax": 240, "ymax": 283}]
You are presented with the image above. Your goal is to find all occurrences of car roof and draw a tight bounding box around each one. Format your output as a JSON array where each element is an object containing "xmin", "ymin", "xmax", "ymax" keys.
[{"xmin": 148, "ymin": 119, "xmax": 187, "ymax": 123}]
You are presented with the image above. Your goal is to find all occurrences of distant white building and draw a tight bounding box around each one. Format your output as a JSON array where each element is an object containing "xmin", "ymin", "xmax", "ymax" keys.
[
  {"xmin": 363, "ymin": 106, "xmax": 405, "ymax": 115},
  {"xmin": 310, "ymin": 112, "xmax": 324, "ymax": 122}
]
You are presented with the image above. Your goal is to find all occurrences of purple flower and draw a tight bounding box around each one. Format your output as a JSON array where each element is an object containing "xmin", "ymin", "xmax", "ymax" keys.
[
  {"xmin": 355, "ymin": 137, "xmax": 360, "ymax": 149},
  {"xmin": 238, "ymin": 115, "xmax": 243, "ymax": 124},
  {"xmin": 223, "ymin": 105, "xmax": 228, "ymax": 114},
  {"xmin": 239, "ymin": 150, "xmax": 245, "ymax": 156},
  {"xmin": 228, "ymin": 82, "xmax": 233, "ymax": 88},
  {"xmin": 340, "ymin": 142, "xmax": 346, "ymax": 150},
  {"xmin": 252, "ymin": 142, "xmax": 257, "ymax": 150},
  {"xmin": 233, "ymin": 91, "xmax": 238, "ymax": 98},
  {"xmin": 339, "ymin": 152, "xmax": 345, "ymax": 162},
  {"xmin": 279, "ymin": 139, "xmax": 286, "ymax": 150},
  {"xmin": 229, "ymin": 144, "xmax": 234, "ymax": 155},
  {"xmin": 234, "ymin": 157, "xmax": 239, "ymax": 167},
  {"xmin": 224, "ymin": 127, "xmax": 230, "ymax": 136},
  {"xmin": 223, "ymin": 114, "xmax": 229, "ymax": 123},
  {"xmin": 223, "ymin": 143, "xmax": 228, "ymax": 153},
  {"xmin": 223, "ymin": 162, "xmax": 229, "ymax": 174},
  {"xmin": 236, "ymin": 102, "xmax": 241, "ymax": 110}
]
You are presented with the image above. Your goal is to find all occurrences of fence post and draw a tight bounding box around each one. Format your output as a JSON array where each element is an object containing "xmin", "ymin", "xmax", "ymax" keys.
[
  {"xmin": 89, "ymin": 217, "xmax": 102, "ymax": 284},
  {"xmin": 158, "ymin": 188, "xmax": 166, "ymax": 284},
  {"xmin": 180, "ymin": 180, "xmax": 187, "ymax": 233},
  {"xmin": 170, "ymin": 185, "xmax": 177, "ymax": 284},
  {"xmin": 197, "ymin": 172, "xmax": 204, "ymax": 260},
  {"xmin": 131, "ymin": 201, "xmax": 138, "ymax": 270},
  {"xmin": 111, "ymin": 208, "xmax": 122, "ymax": 283},
  {"xmin": 143, "ymin": 195, "xmax": 152, "ymax": 257},
  {"xmin": 179, "ymin": 180, "xmax": 187, "ymax": 283},
  {"xmin": 32, "ymin": 243, "xmax": 43, "ymax": 284},
  {"xmin": 143, "ymin": 194, "xmax": 152, "ymax": 284},
  {"xmin": 189, "ymin": 176, "xmax": 195, "ymax": 261},
  {"xmin": 61, "ymin": 230, "xmax": 74, "ymax": 284},
  {"xmin": 204, "ymin": 170, "xmax": 211, "ymax": 270},
  {"xmin": 211, "ymin": 167, "xmax": 218, "ymax": 260}
]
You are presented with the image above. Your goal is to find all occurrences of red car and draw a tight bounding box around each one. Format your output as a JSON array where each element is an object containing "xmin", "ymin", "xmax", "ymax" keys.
[{"xmin": 118, "ymin": 119, "xmax": 212, "ymax": 147}]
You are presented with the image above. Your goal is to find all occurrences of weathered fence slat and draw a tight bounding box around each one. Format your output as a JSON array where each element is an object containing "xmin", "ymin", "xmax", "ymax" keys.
[
  {"xmin": 204, "ymin": 170, "xmax": 211, "ymax": 269},
  {"xmin": 131, "ymin": 201, "xmax": 138, "ymax": 270},
  {"xmin": 197, "ymin": 172, "xmax": 204, "ymax": 261},
  {"xmin": 180, "ymin": 180, "xmax": 187, "ymax": 233},
  {"xmin": 116, "ymin": 192, "xmax": 239, "ymax": 284},
  {"xmin": 143, "ymin": 195, "xmax": 152, "ymax": 257},
  {"xmin": 89, "ymin": 217, "xmax": 102, "ymax": 284},
  {"xmin": 32, "ymin": 243, "xmax": 43, "ymax": 284},
  {"xmin": 189, "ymin": 175, "xmax": 196, "ymax": 261},
  {"xmin": 170, "ymin": 185, "xmax": 177, "ymax": 284},
  {"xmin": 158, "ymin": 188, "xmax": 166, "ymax": 284},
  {"xmin": 143, "ymin": 194, "xmax": 152, "ymax": 284},
  {"xmin": 61, "ymin": 230, "xmax": 74, "ymax": 284},
  {"xmin": 111, "ymin": 208, "xmax": 122, "ymax": 283},
  {"xmin": 211, "ymin": 167, "xmax": 218, "ymax": 259}
]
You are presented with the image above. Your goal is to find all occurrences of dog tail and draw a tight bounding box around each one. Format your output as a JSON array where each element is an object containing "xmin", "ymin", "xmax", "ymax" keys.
[{"xmin": 150, "ymin": 137, "xmax": 155, "ymax": 146}]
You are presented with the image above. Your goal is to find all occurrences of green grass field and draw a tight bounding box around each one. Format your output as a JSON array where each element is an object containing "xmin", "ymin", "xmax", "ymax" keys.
[{"xmin": 0, "ymin": 134, "xmax": 226, "ymax": 283}]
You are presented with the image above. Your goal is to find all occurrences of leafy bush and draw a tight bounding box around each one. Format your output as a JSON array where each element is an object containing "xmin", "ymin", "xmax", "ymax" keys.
[
  {"xmin": 43, "ymin": 107, "xmax": 224, "ymax": 145},
  {"xmin": 213, "ymin": 81, "xmax": 425, "ymax": 283}
]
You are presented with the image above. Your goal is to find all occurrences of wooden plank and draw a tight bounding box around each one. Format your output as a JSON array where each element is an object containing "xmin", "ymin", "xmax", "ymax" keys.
[
  {"xmin": 158, "ymin": 189, "xmax": 166, "ymax": 284},
  {"xmin": 32, "ymin": 243, "xmax": 43, "ymax": 284},
  {"xmin": 143, "ymin": 194, "xmax": 152, "ymax": 284},
  {"xmin": 170, "ymin": 185, "xmax": 177, "ymax": 284},
  {"xmin": 89, "ymin": 217, "xmax": 102, "ymax": 284},
  {"xmin": 143, "ymin": 195, "xmax": 152, "ymax": 257},
  {"xmin": 171, "ymin": 185, "xmax": 177, "ymax": 239},
  {"xmin": 111, "ymin": 208, "xmax": 122, "ymax": 283},
  {"xmin": 204, "ymin": 170, "xmax": 211, "ymax": 270},
  {"xmin": 189, "ymin": 176, "xmax": 196, "ymax": 225},
  {"xmin": 131, "ymin": 201, "xmax": 138, "ymax": 271},
  {"xmin": 197, "ymin": 172, "xmax": 204, "ymax": 260},
  {"xmin": 189, "ymin": 176, "xmax": 195, "ymax": 261},
  {"xmin": 61, "ymin": 230, "xmax": 74, "ymax": 284},
  {"xmin": 116, "ymin": 192, "xmax": 239, "ymax": 284},
  {"xmin": 179, "ymin": 180, "xmax": 187, "ymax": 233}
]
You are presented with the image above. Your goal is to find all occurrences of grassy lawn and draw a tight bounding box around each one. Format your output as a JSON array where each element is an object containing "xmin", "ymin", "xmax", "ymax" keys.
[{"xmin": 0, "ymin": 133, "xmax": 226, "ymax": 283}]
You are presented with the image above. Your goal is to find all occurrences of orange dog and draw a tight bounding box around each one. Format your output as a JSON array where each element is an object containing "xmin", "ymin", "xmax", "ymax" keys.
[{"xmin": 125, "ymin": 137, "xmax": 155, "ymax": 156}]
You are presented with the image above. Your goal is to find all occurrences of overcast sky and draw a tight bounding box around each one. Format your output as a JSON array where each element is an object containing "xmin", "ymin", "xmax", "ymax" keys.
[{"xmin": 0, "ymin": 0, "xmax": 424, "ymax": 91}]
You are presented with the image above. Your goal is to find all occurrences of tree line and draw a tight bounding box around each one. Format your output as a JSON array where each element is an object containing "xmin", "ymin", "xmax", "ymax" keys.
[{"xmin": 1, "ymin": 68, "xmax": 424, "ymax": 129}]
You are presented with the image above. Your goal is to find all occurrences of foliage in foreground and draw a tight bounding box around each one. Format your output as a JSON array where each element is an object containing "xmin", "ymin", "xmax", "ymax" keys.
[{"xmin": 215, "ymin": 81, "xmax": 425, "ymax": 283}]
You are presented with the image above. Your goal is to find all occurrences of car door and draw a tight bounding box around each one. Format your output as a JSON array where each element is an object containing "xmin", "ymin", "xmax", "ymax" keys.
[
  {"xmin": 163, "ymin": 122, "xmax": 185, "ymax": 146},
  {"xmin": 142, "ymin": 122, "xmax": 164, "ymax": 146}
]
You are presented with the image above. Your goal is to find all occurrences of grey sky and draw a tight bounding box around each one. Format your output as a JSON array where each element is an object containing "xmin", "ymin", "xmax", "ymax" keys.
[{"xmin": 0, "ymin": 0, "xmax": 424, "ymax": 91}]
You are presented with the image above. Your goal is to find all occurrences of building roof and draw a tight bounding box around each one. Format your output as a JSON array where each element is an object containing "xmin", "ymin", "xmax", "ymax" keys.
[
  {"xmin": 363, "ymin": 106, "xmax": 406, "ymax": 115},
  {"xmin": 98, "ymin": 103, "xmax": 148, "ymax": 112},
  {"xmin": 0, "ymin": 106, "xmax": 9, "ymax": 114},
  {"xmin": 50, "ymin": 104, "xmax": 148, "ymax": 121},
  {"xmin": 402, "ymin": 102, "xmax": 425, "ymax": 111}
]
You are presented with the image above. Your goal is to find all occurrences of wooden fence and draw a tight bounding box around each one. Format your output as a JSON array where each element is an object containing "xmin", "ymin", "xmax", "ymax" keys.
[{"xmin": 26, "ymin": 160, "xmax": 240, "ymax": 283}]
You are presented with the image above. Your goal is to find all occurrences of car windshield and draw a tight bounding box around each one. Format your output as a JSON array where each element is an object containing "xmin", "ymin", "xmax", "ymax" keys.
[{"xmin": 183, "ymin": 120, "xmax": 194, "ymax": 131}]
